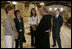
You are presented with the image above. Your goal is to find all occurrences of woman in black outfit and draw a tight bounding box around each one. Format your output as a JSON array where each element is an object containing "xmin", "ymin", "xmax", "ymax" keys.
[{"xmin": 14, "ymin": 10, "xmax": 26, "ymax": 48}]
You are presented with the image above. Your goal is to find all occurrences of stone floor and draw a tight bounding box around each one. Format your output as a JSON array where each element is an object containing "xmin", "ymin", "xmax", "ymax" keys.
[{"xmin": 1, "ymin": 22, "xmax": 71, "ymax": 48}]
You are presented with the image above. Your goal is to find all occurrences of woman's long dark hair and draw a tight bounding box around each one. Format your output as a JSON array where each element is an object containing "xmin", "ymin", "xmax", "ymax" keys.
[{"xmin": 30, "ymin": 8, "xmax": 37, "ymax": 17}]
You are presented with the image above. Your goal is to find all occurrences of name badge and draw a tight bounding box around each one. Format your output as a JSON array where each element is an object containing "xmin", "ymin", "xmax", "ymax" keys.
[
  {"xmin": 45, "ymin": 30, "xmax": 49, "ymax": 32},
  {"xmin": 20, "ymin": 29, "xmax": 22, "ymax": 32}
]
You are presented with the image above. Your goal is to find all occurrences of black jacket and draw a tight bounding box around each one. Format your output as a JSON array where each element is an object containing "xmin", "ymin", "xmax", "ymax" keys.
[
  {"xmin": 14, "ymin": 17, "xmax": 26, "ymax": 42},
  {"xmin": 52, "ymin": 15, "xmax": 63, "ymax": 31},
  {"xmin": 36, "ymin": 14, "xmax": 52, "ymax": 48},
  {"xmin": 14, "ymin": 17, "xmax": 25, "ymax": 34}
]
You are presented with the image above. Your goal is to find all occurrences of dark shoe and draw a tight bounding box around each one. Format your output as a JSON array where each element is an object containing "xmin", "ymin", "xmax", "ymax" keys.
[
  {"xmin": 31, "ymin": 43, "xmax": 33, "ymax": 46},
  {"xmin": 31, "ymin": 43, "xmax": 35, "ymax": 47},
  {"xmin": 52, "ymin": 44, "xmax": 56, "ymax": 47}
]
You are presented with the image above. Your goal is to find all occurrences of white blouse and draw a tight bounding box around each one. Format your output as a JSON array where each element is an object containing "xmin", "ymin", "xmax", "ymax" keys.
[
  {"xmin": 28, "ymin": 15, "xmax": 40, "ymax": 25},
  {"xmin": 55, "ymin": 15, "xmax": 59, "ymax": 18}
]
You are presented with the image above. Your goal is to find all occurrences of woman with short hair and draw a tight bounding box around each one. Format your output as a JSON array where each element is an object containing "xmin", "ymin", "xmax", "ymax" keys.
[{"xmin": 3, "ymin": 4, "xmax": 18, "ymax": 48}]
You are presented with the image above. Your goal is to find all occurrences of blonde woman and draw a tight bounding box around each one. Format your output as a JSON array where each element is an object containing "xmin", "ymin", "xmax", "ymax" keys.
[{"xmin": 3, "ymin": 4, "xmax": 18, "ymax": 48}]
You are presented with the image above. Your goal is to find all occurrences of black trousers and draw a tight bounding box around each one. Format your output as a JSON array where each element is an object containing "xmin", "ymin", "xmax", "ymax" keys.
[
  {"xmin": 30, "ymin": 26, "xmax": 36, "ymax": 46},
  {"xmin": 15, "ymin": 32, "xmax": 23, "ymax": 48},
  {"xmin": 52, "ymin": 29, "xmax": 62, "ymax": 48},
  {"xmin": 35, "ymin": 32, "xmax": 50, "ymax": 48}
]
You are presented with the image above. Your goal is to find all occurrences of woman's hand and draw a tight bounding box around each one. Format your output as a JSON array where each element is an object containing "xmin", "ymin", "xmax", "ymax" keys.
[
  {"xmin": 36, "ymin": 24, "xmax": 39, "ymax": 27},
  {"xmin": 15, "ymin": 32, "xmax": 18, "ymax": 39},
  {"xmin": 32, "ymin": 26, "xmax": 36, "ymax": 31}
]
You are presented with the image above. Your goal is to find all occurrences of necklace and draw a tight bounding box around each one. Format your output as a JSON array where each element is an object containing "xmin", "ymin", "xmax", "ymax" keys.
[{"xmin": 32, "ymin": 16, "xmax": 35, "ymax": 21}]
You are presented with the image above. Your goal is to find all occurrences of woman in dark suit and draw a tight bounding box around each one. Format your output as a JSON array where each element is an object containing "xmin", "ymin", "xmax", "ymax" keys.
[{"xmin": 14, "ymin": 10, "xmax": 26, "ymax": 48}]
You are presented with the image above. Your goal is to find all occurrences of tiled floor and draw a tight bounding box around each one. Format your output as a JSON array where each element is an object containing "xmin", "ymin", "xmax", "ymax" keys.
[{"xmin": 1, "ymin": 23, "xmax": 71, "ymax": 48}]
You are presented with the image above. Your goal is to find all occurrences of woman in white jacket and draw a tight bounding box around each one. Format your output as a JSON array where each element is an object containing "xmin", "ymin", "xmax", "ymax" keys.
[{"xmin": 28, "ymin": 8, "xmax": 40, "ymax": 47}]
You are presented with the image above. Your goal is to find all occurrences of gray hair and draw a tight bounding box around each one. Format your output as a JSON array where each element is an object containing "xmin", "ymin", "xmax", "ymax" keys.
[{"xmin": 42, "ymin": 7, "xmax": 48, "ymax": 13}]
